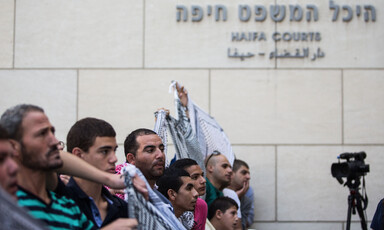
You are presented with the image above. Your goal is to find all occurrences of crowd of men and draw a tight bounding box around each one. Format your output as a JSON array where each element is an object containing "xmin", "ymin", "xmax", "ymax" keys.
[{"xmin": 0, "ymin": 103, "xmax": 254, "ymax": 230}]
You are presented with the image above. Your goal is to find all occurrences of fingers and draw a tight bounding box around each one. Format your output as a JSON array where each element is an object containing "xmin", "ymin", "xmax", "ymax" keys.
[
  {"xmin": 132, "ymin": 175, "xmax": 149, "ymax": 200},
  {"xmin": 59, "ymin": 174, "xmax": 70, "ymax": 185}
]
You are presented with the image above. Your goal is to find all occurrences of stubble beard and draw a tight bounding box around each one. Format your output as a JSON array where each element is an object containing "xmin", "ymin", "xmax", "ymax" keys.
[{"xmin": 20, "ymin": 141, "xmax": 63, "ymax": 171}]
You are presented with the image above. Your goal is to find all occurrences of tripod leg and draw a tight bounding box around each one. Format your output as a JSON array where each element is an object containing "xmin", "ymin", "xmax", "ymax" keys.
[
  {"xmin": 346, "ymin": 194, "xmax": 353, "ymax": 230},
  {"xmin": 355, "ymin": 193, "xmax": 367, "ymax": 230}
]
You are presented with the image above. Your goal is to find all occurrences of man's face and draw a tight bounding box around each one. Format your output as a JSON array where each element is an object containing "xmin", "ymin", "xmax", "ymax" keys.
[
  {"xmin": 210, "ymin": 155, "xmax": 232, "ymax": 188},
  {"xmin": 185, "ymin": 164, "xmax": 206, "ymax": 196},
  {"xmin": 0, "ymin": 140, "xmax": 18, "ymax": 198},
  {"xmin": 131, "ymin": 134, "xmax": 165, "ymax": 180},
  {"xmin": 173, "ymin": 176, "xmax": 198, "ymax": 213},
  {"xmin": 19, "ymin": 111, "xmax": 62, "ymax": 170},
  {"xmin": 220, "ymin": 206, "xmax": 238, "ymax": 230},
  {"xmin": 231, "ymin": 165, "xmax": 250, "ymax": 190},
  {"xmin": 80, "ymin": 136, "xmax": 118, "ymax": 174}
]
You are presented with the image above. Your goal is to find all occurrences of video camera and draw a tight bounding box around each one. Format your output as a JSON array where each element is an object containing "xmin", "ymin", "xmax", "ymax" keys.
[{"xmin": 331, "ymin": 152, "xmax": 370, "ymax": 186}]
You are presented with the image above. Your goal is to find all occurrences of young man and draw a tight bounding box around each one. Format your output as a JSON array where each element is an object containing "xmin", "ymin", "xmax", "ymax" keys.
[
  {"xmin": 227, "ymin": 159, "xmax": 254, "ymax": 229},
  {"xmin": 0, "ymin": 104, "xmax": 138, "ymax": 230},
  {"xmin": 169, "ymin": 158, "xmax": 208, "ymax": 230},
  {"xmin": 206, "ymin": 197, "xmax": 239, "ymax": 230},
  {"xmin": 157, "ymin": 168, "xmax": 199, "ymax": 220},
  {"xmin": 60, "ymin": 117, "xmax": 137, "ymax": 228}
]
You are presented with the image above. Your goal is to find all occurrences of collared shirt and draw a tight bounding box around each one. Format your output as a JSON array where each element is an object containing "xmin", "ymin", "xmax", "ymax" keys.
[
  {"xmin": 55, "ymin": 177, "xmax": 128, "ymax": 228},
  {"xmin": 205, "ymin": 178, "xmax": 223, "ymax": 210}
]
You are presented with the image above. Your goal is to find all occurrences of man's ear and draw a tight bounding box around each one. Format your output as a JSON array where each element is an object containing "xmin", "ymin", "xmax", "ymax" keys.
[
  {"xmin": 72, "ymin": 147, "xmax": 84, "ymax": 158},
  {"xmin": 206, "ymin": 164, "xmax": 214, "ymax": 173},
  {"xmin": 9, "ymin": 139, "xmax": 21, "ymax": 159},
  {"xmin": 126, "ymin": 153, "xmax": 136, "ymax": 165},
  {"xmin": 167, "ymin": 189, "xmax": 177, "ymax": 201},
  {"xmin": 215, "ymin": 209, "xmax": 223, "ymax": 220}
]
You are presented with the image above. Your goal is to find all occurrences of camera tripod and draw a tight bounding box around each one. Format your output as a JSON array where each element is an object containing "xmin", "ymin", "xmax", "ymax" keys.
[{"xmin": 345, "ymin": 177, "xmax": 368, "ymax": 230}]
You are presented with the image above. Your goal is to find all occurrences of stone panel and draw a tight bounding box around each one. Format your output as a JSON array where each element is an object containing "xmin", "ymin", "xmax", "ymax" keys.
[
  {"xmin": 78, "ymin": 70, "xmax": 209, "ymax": 144},
  {"xmin": 145, "ymin": 0, "xmax": 275, "ymax": 68},
  {"xmin": 0, "ymin": 70, "xmax": 77, "ymax": 141},
  {"xmin": 233, "ymin": 145, "xmax": 275, "ymax": 221},
  {"xmin": 0, "ymin": 0, "xmax": 14, "ymax": 68},
  {"xmin": 277, "ymin": 146, "xmax": 384, "ymax": 221},
  {"xmin": 344, "ymin": 70, "xmax": 384, "ymax": 144},
  {"xmin": 275, "ymin": 0, "xmax": 383, "ymax": 68},
  {"xmin": 15, "ymin": 0, "xmax": 143, "ymax": 68},
  {"xmin": 211, "ymin": 70, "xmax": 342, "ymax": 144}
]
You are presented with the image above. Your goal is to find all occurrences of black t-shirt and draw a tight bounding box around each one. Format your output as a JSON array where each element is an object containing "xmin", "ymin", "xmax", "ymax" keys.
[{"xmin": 55, "ymin": 176, "xmax": 129, "ymax": 228}]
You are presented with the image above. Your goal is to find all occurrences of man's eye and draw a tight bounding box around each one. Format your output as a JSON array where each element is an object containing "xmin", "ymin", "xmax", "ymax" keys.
[
  {"xmin": 0, "ymin": 156, "xmax": 6, "ymax": 163},
  {"xmin": 100, "ymin": 150, "xmax": 109, "ymax": 155}
]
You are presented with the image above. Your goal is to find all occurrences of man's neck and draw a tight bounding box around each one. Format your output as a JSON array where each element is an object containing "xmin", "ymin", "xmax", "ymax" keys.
[
  {"xmin": 207, "ymin": 175, "xmax": 225, "ymax": 191},
  {"xmin": 172, "ymin": 203, "xmax": 184, "ymax": 218},
  {"xmin": 228, "ymin": 184, "xmax": 238, "ymax": 191},
  {"xmin": 17, "ymin": 166, "xmax": 50, "ymax": 203},
  {"xmin": 73, "ymin": 177, "xmax": 103, "ymax": 201}
]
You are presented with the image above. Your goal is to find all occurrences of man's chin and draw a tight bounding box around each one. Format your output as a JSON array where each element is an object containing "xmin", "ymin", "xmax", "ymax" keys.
[{"xmin": 49, "ymin": 160, "xmax": 63, "ymax": 170}]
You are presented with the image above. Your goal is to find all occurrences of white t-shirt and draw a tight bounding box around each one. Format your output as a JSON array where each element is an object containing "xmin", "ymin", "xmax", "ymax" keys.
[{"xmin": 223, "ymin": 188, "xmax": 242, "ymax": 218}]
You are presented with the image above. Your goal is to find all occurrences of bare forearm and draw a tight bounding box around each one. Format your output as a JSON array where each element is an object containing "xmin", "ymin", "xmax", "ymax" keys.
[{"xmin": 56, "ymin": 151, "xmax": 122, "ymax": 188}]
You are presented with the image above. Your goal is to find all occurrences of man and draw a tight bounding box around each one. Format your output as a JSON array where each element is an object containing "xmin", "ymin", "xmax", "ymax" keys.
[
  {"xmin": 119, "ymin": 128, "xmax": 188, "ymax": 230},
  {"xmin": 0, "ymin": 125, "xmax": 50, "ymax": 229},
  {"xmin": 206, "ymin": 197, "xmax": 239, "ymax": 230},
  {"xmin": 169, "ymin": 158, "xmax": 208, "ymax": 230},
  {"xmin": 227, "ymin": 159, "xmax": 254, "ymax": 229},
  {"xmin": 0, "ymin": 125, "xmax": 18, "ymax": 199},
  {"xmin": 124, "ymin": 128, "xmax": 165, "ymax": 189},
  {"xmin": 205, "ymin": 151, "xmax": 242, "ymax": 229},
  {"xmin": 204, "ymin": 151, "xmax": 233, "ymax": 208},
  {"xmin": 157, "ymin": 168, "xmax": 199, "ymax": 219},
  {"xmin": 122, "ymin": 128, "xmax": 170, "ymax": 205},
  {"xmin": 0, "ymin": 104, "xmax": 138, "ymax": 230},
  {"xmin": 59, "ymin": 117, "xmax": 137, "ymax": 228}
]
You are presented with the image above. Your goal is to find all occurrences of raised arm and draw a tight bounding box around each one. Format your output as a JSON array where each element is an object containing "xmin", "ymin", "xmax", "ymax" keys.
[{"xmin": 51, "ymin": 151, "xmax": 148, "ymax": 199}]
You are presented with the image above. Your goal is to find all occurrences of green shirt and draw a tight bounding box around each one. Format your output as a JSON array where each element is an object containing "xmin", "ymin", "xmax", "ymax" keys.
[
  {"xmin": 205, "ymin": 178, "xmax": 223, "ymax": 210},
  {"xmin": 17, "ymin": 187, "xmax": 95, "ymax": 230}
]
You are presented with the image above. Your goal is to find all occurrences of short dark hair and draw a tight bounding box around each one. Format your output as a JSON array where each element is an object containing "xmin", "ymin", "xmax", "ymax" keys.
[
  {"xmin": 156, "ymin": 168, "xmax": 190, "ymax": 199},
  {"xmin": 208, "ymin": 196, "xmax": 238, "ymax": 220},
  {"xmin": 0, "ymin": 125, "xmax": 9, "ymax": 140},
  {"xmin": 66, "ymin": 117, "xmax": 116, "ymax": 153},
  {"xmin": 233, "ymin": 159, "xmax": 249, "ymax": 172},
  {"xmin": 124, "ymin": 128, "xmax": 157, "ymax": 157},
  {"xmin": 0, "ymin": 104, "xmax": 44, "ymax": 141},
  {"xmin": 169, "ymin": 158, "xmax": 198, "ymax": 170}
]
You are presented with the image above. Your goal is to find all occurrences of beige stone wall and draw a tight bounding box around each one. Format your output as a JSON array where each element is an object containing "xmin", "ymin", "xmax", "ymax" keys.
[{"xmin": 0, "ymin": 0, "xmax": 383, "ymax": 229}]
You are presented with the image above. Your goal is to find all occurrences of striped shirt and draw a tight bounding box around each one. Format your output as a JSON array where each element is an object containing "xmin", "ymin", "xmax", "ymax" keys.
[{"xmin": 17, "ymin": 187, "xmax": 95, "ymax": 230}]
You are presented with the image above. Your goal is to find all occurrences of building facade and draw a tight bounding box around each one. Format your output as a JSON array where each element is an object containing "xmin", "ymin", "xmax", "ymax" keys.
[{"xmin": 0, "ymin": 0, "xmax": 383, "ymax": 229}]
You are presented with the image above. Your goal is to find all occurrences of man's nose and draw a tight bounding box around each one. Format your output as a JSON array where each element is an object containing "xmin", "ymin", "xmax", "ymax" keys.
[
  {"xmin": 155, "ymin": 148, "xmax": 165, "ymax": 159},
  {"xmin": 49, "ymin": 132, "xmax": 59, "ymax": 147},
  {"xmin": 7, "ymin": 158, "xmax": 18, "ymax": 175},
  {"xmin": 246, "ymin": 173, "xmax": 251, "ymax": 180},
  {"xmin": 192, "ymin": 188, "xmax": 199, "ymax": 198},
  {"xmin": 110, "ymin": 153, "xmax": 118, "ymax": 164}
]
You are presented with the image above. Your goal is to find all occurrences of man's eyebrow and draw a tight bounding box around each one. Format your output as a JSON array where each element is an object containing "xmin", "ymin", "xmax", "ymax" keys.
[
  {"xmin": 143, "ymin": 145, "xmax": 155, "ymax": 150},
  {"xmin": 98, "ymin": 145, "xmax": 114, "ymax": 150}
]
